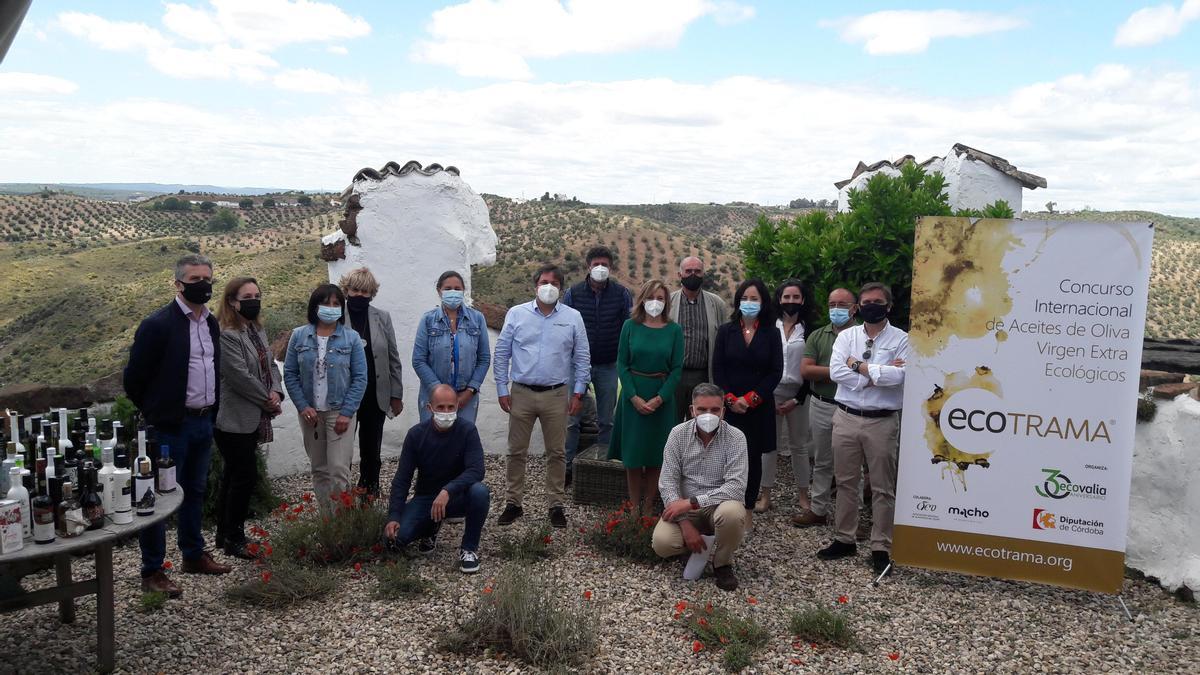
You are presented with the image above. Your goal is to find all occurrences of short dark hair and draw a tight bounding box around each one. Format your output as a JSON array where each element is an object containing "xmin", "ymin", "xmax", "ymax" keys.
[
  {"xmin": 307, "ymin": 283, "xmax": 346, "ymax": 325},
  {"xmin": 532, "ymin": 264, "xmax": 564, "ymax": 287},
  {"xmin": 774, "ymin": 277, "xmax": 814, "ymax": 337},
  {"xmin": 585, "ymin": 245, "xmax": 614, "ymax": 265},
  {"xmin": 730, "ymin": 278, "xmax": 775, "ymax": 325},
  {"xmin": 859, "ymin": 282, "xmax": 893, "ymax": 305},
  {"xmin": 436, "ymin": 270, "xmax": 465, "ymax": 289},
  {"xmin": 692, "ymin": 383, "xmax": 725, "ymax": 401}
]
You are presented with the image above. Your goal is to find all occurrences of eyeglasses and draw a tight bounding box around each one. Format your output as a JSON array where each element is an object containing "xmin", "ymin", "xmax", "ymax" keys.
[{"xmin": 863, "ymin": 338, "xmax": 874, "ymax": 360}]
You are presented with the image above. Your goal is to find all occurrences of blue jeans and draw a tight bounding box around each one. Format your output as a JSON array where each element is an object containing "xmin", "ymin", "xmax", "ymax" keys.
[
  {"xmin": 396, "ymin": 482, "xmax": 490, "ymax": 552},
  {"xmin": 566, "ymin": 362, "xmax": 617, "ymax": 469},
  {"xmin": 140, "ymin": 415, "xmax": 213, "ymax": 575},
  {"xmin": 417, "ymin": 392, "xmax": 481, "ymax": 426}
]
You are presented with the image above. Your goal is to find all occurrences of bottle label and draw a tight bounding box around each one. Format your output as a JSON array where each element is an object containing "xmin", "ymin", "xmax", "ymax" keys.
[
  {"xmin": 157, "ymin": 466, "xmax": 177, "ymax": 493},
  {"xmin": 134, "ymin": 476, "xmax": 156, "ymax": 515},
  {"xmin": 83, "ymin": 504, "xmax": 104, "ymax": 529},
  {"xmin": 33, "ymin": 506, "xmax": 55, "ymax": 543},
  {"xmin": 63, "ymin": 507, "xmax": 87, "ymax": 537}
]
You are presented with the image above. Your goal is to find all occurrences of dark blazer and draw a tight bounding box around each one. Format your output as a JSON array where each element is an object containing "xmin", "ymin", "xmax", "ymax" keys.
[
  {"xmin": 123, "ymin": 300, "xmax": 221, "ymax": 430},
  {"xmin": 712, "ymin": 321, "xmax": 783, "ymax": 451}
]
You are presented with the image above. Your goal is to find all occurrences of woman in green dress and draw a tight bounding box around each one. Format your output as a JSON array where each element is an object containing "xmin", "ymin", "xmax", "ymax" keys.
[{"xmin": 608, "ymin": 279, "xmax": 684, "ymax": 515}]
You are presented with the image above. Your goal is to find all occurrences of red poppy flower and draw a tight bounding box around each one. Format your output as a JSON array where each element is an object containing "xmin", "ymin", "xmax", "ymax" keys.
[
  {"xmin": 353, "ymin": 562, "xmax": 362, "ymax": 573},
  {"xmin": 578, "ymin": 526, "xmax": 587, "ymax": 533},
  {"xmin": 582, "ymin": 590, "xmax": 592, "ymax": 600},
  {"xmin": 673, "ymin": 611, "xmax": 682, "ymax": 620},
  {"xmin": 162, "ymin": 561, "xmax": 173, "ymax": 570},
  {"xmin": 720, "ymin": 636, "xmax": 729, "ymax": 645},
  {"xmin": 705, "ymin": 602, "xmax": 713, "ymax": 613},
  {"xmin": 888, "ymin": 652, "xmax": 900, "ymax": 661},
  {"xmin": 810, "ymin": 643, "xmax": 819, "ymax": 649},
  {"xmin": 543, "ymin": 535, "xmax": 553, "ymax": 544},
  {"xmin": 483, "ymin": 586, "xmax": 494, "ymax": 594},
  {"xmin": 292, "ymin": 505, "xmax": 304, "ymax": 514},
  {"xmin": 747, "ymin": 596, "xmax": 758, "ymax": 605},
  {"xmin": 674, "ymin": 600, "xmax": 688, "ymax": 612},
  {"xmin": 264, "ymin": 544, "xmax": 273, "ymax": 557},
  {"xmin": 837, "ymin": 595, "xmax": 849, "ymax": 604},
  {"xmin": 247, "ymin": 542, "xmax": 261, "ymax": 556},
  {"xmin": 260, "ymin": 571, "xmax": 271, "ymax": 583},
  {"xmin": 286, "ymin": 514, "xmax": 297, "ymax": 522},
  {"xmin": 692, "ymin": 641, "xmax": 704, "ymax": 654},
  {"xmin": 698, "ymin": 618, "xmax": 708, "ymax": 627},
  {"xmin": 302, "ymin": 493, "xmax": 313, "ymax": 502}
]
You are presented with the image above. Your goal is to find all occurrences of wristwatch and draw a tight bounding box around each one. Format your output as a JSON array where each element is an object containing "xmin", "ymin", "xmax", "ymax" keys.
[
  {"xmin": 689, "ymin": 496, "xmax": 700, "ymax": 509},
  {"xmin": 850, "ymin": 360, "xmax": 864, "ymax": 373}
]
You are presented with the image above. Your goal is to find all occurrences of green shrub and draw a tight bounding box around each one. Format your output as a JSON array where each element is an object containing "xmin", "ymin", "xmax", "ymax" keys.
[
  {"xmin": 373, "ymin": 559, "xmax": 431, "ymax": 600},
  {"xmin": 585, "ymin": 501, "xmax": 662, "ymax": 563},
  {"xmin": 681, "ymin": 600, "xmax": 769, "ymax": 672},
  {"xmin": 789, "ymin": 605, "xmax": 856, "ymax": 648},
  {"xmin": 499, "ymin": 523, "xmax": 554, "ymax": 561},
  {"xmin": 138, "ymin": 591, "xmax": 167, "ymax": 613},
  {"xmin": 439, "ymin": 565, "xmax": 597, "ymax": 668},
  {"xmin": 225, "ymin": 561, "xmax": 338, "ymax": 608},
  {"xmin": 268, "ymin": 491, "xmax": 389, "ymax": 565},
  {"xmin": 1136, "ymin": 393, "xmax": 1158, "ymax": 423}
]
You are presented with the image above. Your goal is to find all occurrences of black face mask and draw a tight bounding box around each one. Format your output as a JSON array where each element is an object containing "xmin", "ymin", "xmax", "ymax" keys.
[
  {"xmin": 347, "ymin": 296, "xmax": 371, "ymax": 313},
  {"xmin": 780, "ymin": 302, "xmax": 804, "ymax": 317},
  {"xmin": 237, "ymin": 299, "xmax": 261, "ymax": 321},
  {"xmin": 179, "ymin": 279, "xmax": 212, "ymax": 304},
  {"xmin": 681, "ymin": 276, "xmax": 703, "ymax": 291},
  {"xmin": 858, "ymin": 303, "xmax": 889, "ymax": 324}
]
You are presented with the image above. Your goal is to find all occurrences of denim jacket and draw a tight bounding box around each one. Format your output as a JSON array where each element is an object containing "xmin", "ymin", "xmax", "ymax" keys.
[
  {"xmin": 412, "ymin": 305, "xmax": 491, "ymax": 408},
  {"xmin": 283, "ymin": 322, "xmax": 368, "ymax": 417}
]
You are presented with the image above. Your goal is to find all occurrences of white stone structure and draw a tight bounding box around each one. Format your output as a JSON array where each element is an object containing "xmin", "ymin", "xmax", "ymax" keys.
[
  {"xmin": 835, "ymin": 143, "xmax": 1046, "ymax": 214},
  {"xmin": 263, "ymin": 161, "xmax": 542, "ymax": 477},
  {"xmin": 1127, "ymin": 394, "xmax": 1200, "ymax": 595}
]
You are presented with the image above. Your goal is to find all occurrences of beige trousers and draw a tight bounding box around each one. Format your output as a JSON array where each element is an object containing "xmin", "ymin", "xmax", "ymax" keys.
[
  {"xmin": 651, "ymin": 500, "xmax": 747, "ymax": 568},
  {"xmin": 831, "ymin": 408, "xmax": 899, "ymax": 552},
  {"xmin": 301, "ymin": 410, "xmax": 357, "ymax": 514},
  {"xmin": 505, "ymin": 384, "xmax": 569, "ymax": 509},
  {"xmin": 762, "ymin": 392, "xmax": 812, "ymax": 490}
]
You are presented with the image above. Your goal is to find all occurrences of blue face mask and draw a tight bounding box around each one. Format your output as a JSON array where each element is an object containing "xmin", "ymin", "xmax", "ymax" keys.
[
  {"xmin": 441, "ymin": 290, "xmax": 464, "ymax": 309},
  {"xmin": 829, "ymin": 308, "xmax": 851, "ymax": 326},
  {"xmin": 317, "ymin": 305, "xmax": 342, "ymax": 323},
  {"xmin": 739, "ymin": 301, "xmax": 761, "ymax": 318}
]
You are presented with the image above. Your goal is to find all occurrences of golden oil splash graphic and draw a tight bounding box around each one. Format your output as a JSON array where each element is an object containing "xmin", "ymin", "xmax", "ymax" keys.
[
  {"xmin": 924, "ymin": 366, "xmax": 1000, "ymax": 492},
  {"xmin": 910, "ymin": 217, "xmax": 1021, "ymax": 357}
]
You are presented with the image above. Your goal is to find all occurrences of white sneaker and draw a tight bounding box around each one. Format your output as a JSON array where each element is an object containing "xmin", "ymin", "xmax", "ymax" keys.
[
  {"xmin": 683, "ymin": 535, "xmax": 716, "ymax": 581},
  {"xmin": 459, "ymin": 549, "xmax": 481, "ymax": 574},
  {"xmin": 445, "ymin": 516, "xmax": 465, "ymax": 524}
]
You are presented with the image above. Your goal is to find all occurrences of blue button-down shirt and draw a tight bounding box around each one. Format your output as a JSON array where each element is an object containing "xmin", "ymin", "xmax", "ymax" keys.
[{"xmin": 493, "ymin": 300, "xmax": 591, "ymax": 397}]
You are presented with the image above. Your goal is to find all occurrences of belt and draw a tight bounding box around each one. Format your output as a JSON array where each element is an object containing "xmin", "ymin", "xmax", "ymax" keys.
[
  {"xmin": 630, "ymin": 369, "xmax": 668, "ymax": 379},
  {"xmin": 517, "ymin": 382, "xmax": 566, "ymax": 393},
  {"xmin": 813, "ymin": 393, "xmax": 837, "ymax": 405},
  {"xmin": 837, "ymin": 403, "xmax": 896, "ymax": 418},
  {"xmin": 683, "ymin": 366, "xmax": 707, "ymax": 372},
  {"xmin": 186, "ymin": 406, "xmax": 213, "ymax": 417}
]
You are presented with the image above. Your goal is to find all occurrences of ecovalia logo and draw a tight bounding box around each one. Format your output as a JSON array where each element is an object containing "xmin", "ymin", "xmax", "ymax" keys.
[{"xmin": 1034, "ymin": 468, "xmax": 1108, "ymax": 501}]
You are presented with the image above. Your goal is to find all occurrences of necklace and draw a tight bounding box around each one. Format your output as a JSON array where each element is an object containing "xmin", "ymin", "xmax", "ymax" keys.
[{"xmin": 742, "ymin": 319, "xmax": 758, "ymax": 335}]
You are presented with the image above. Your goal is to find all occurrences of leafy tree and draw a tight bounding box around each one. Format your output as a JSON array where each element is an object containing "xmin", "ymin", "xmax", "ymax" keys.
[
  {"xmin": 741, "ymin": 163, "xmax": 1013, "ymax": 329},
  {"xmin": 199, "ymin": 201, "xmax": 216, "ymax": 213},
  {"xmin": 239, "ymin": 198, "xmax": 254, "ymax": 209},
  {"xmin": 154, "ymin": 196, "xmax": 191, "ymax": 212},
  {"xmin": 206, "ymin": 208, "xmax": 240, "ymax": 232},
  {"xmin": 263, "ymin": 197, "xmax": 277, "ymax": 207},
  {"xmin": 297, "ymin": 195, "xmax": 312, "ymax": 206}
]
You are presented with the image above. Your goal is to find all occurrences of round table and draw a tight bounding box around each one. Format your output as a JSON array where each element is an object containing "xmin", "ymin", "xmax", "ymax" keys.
[{"xmin": 0, "ymin": 489, "xmax": 183, "ymax": 673}]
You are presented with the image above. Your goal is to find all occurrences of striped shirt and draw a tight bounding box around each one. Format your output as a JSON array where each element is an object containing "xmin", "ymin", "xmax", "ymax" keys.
[
  {"xmin": 659, "ymin": 419, "xmax": 748, "ymax": 509},
  {"xmin": 679, "ymin": 294, "xmax": 709, "ymax": 369}
]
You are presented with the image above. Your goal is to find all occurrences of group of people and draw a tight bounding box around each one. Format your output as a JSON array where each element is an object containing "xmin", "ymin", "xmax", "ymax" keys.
[{"xmin": 123, "ymin": 247, "xmax": 908, "ymax": 597}]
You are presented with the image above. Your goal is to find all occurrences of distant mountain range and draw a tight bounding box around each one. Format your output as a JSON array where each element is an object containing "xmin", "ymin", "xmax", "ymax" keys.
[{"xmin": 0, "ymin": 182, "xmax": 332, "ymax": 201}]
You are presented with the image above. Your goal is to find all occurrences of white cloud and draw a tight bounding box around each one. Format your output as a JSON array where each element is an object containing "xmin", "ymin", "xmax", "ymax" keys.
[
  {"xmin": 273, "ymin": 68, "xmax": 368, "ymax": 94},
  {"xmin": 415, "ymin": 0, "xmax": 754, "ymax": 80},
  {"xmin": 56, "ymin": 4, "xmax": 366, "ymax": 92},
  {"xmin": 821, "ymin": 9, "xmax": 1025, "ymax": 55},
  {"xmin": 0, "ymin": 72, "xmax": 78, "ymax": 95},
  {"xmin": 327, "ymin": 45, "xmax": 349, "ymax": 55},
  {"xmin": 1114, "ymin": 0, "xmax": 1200, "ymax": 47},
  {"xmin": 3, "ymin": 65, "xmax": 1198, "ymax": 216}
]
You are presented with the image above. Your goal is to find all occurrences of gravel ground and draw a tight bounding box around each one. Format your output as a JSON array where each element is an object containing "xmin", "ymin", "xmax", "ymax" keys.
[{"xmin": 1, "ymin": 454, "xmax": 1197, "ymax": 674}]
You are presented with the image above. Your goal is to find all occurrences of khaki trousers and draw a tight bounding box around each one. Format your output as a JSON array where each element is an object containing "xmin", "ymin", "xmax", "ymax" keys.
[
  {"xmin": 762, "ymin": 392, "xmax": 812, "ymax": 490},
  {"xmin": 505, "ymin": 384, "xmax": 569, "ymax": 509},
  {"xmin": 301, "ymin": 410, "xmax": 357, "ymax": 515},
  {"xmin": 807, "ymin": 398, "xmax": 837, "ymax": 517},
  {"xmin": 831, "ymin": 407, "xmax": 899, "ymax": 552},
  {"xmin": 651, "ymin": 501, "xmax": 746, "ymax": 568}
]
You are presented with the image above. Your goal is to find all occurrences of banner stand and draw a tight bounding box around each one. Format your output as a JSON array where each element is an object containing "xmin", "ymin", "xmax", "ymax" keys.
[
  {"xmin": 871, "ymin": 563, "xmax": 892, "ymax": 587},
  {"xmin": 1117, "ymin": 595, "xmax": 1133, "ymax": 622}
]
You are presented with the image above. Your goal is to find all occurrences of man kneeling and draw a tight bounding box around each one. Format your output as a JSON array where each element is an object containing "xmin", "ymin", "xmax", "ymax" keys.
[
  {"xmin": 652, "ymin": 383, "xmax": 748, "ymax": 590},
  {"xmin": 385, "ymin": 384, "xmax": 489, "ymax": 573}
]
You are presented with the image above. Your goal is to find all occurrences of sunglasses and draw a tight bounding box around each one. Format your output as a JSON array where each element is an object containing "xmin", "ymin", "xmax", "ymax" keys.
[{"xmin": 863, "ymin": 338, "xmax": 874, "ymax": 360}]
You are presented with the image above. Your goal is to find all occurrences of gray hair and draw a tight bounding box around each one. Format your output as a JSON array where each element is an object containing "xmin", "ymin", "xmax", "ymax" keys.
[
  {"xmin": 678, "ymin": 256, "xmax": 703, "ymax": 273},
  {"xmin": 859, "ymin": 281, "xmax": 892, "ymax": 305},
  {"xmin": 691, "ymin": 383, "xmax": 725, "ymax": 402},
  {"xmin": 175, "ymin": 254, "xmax": 213, "ymax": 280}
]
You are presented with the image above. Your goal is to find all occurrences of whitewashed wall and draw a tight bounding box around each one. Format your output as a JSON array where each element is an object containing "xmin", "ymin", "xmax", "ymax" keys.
[{"xmin": 835, "ymin": 151, "xmax": 1024, "ymax": 213}]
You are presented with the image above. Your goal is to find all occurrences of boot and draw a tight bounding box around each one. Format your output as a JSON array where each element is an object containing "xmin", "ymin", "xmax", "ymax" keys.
[{"xmin": 753, "ymin": 488, "xmax": 772, "ymax": 513}]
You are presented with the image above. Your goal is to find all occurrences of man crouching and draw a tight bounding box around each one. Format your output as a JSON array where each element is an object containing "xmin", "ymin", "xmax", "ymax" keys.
[{"xmin": 652, "ymin": 383, "xmax": 748, "ymax": 590}]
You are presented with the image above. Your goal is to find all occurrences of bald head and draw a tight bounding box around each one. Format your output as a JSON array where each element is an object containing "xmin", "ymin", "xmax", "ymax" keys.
[
  {"xmin": 429, "ymin": 384, "xmax": 458, "ymax": 412},
  {"xmin": 679, "ymin": 256, "xmax": 703, "ymax": 275}
]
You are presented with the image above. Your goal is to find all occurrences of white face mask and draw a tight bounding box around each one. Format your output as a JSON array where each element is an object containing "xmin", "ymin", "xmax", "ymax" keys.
[
  {"xmin": 643, "ymin": 299, "xmax": 665, "ymax": 317},
  {"xmin": 536, "ymin": 283, "xmax": 560, "ymax": 304},
  {"xmin": 694, "ymin": 413, "xmax": 720, "ymax": 433},
  {"xmin": 589, "ymin": 265, "xmax": 610, "ymax": 283},
  {"xmin": 432, "ymin": 411, "xmax": 457, "ymax": 430}
]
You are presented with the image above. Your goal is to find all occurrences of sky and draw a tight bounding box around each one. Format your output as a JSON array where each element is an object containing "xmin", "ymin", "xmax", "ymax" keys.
[{"xmin": 1, "ymin": 1, "xmax": 1198, "ymax": 214}]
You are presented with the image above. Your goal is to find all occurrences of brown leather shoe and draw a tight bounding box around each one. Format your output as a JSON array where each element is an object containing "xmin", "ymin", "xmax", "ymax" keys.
[
  {"xmin": 141, "ymin": 570, "xmax": 182, "ymax": 598},
  {"xmin": 181, "ymin": 551, "xmax": 233, "ymax": 575},
  {"xmin": 713, "ymin": 565, "xmax": 739, "ymax": 591},
  {"xmin": 791, "ymin": 510, "xmax": 828, "ymax": 528}
]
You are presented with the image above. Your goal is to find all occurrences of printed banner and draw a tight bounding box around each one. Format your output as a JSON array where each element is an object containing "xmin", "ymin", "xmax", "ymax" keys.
[{"xmin": 893, "ymin": 217, "xmax": 1154, "ymax": 593}]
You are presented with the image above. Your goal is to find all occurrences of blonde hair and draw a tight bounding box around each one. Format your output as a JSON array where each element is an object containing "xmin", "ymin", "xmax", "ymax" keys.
[
  {"xmin": 338, "ymin": 267, "xmax": 380, "ymax": 298},
  {"xmin": 631, "ymin": 279, "xmax": 672, "ymax": 324}
]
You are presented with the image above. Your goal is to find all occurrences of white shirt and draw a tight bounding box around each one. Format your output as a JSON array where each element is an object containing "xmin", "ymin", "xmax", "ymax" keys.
[
  {"xmin": 314, "ymin": 335, "xmax": 330, "ymax": 411},
  {"xmin": 776, "ymin": 319, "xmax": 806, "ymax": 388},
  {"xmin": 829, "ymin": 321, "xmax": 909, "ymax": 411}
]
